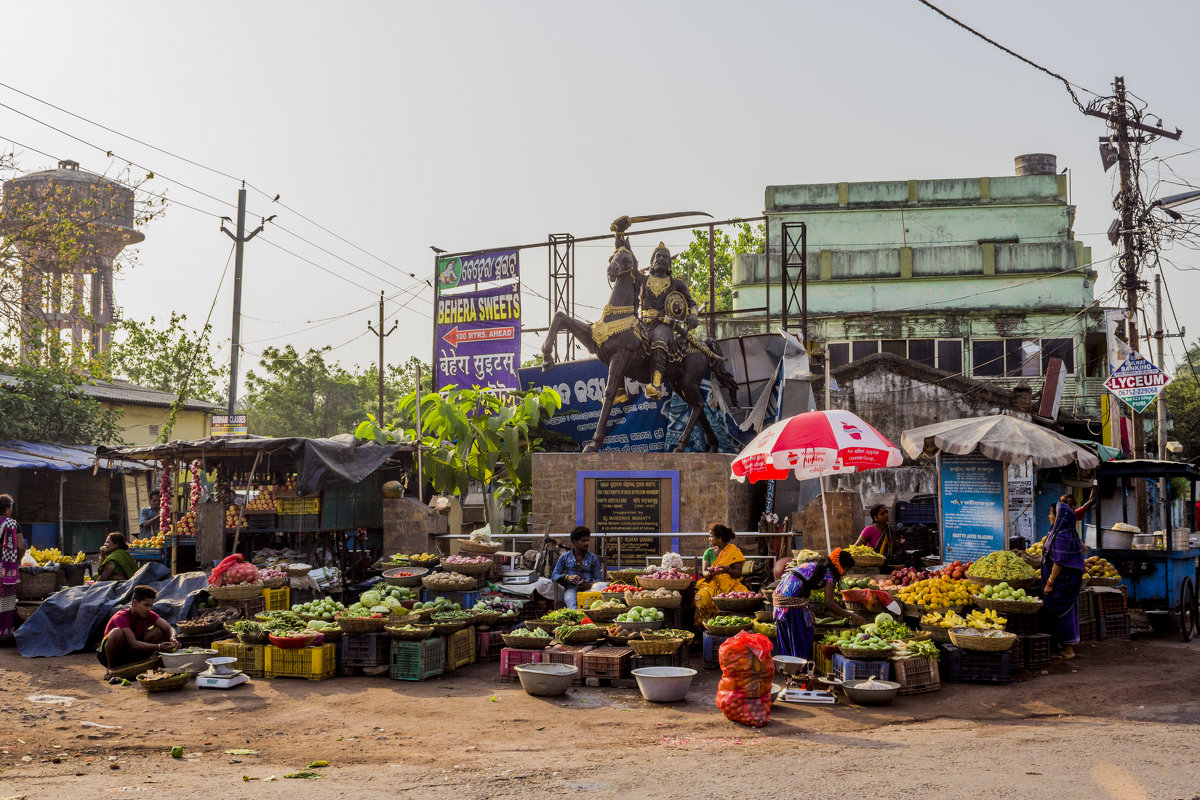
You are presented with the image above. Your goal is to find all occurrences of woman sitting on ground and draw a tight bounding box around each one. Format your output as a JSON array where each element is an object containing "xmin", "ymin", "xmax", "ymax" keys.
[
  {"xmin": 694, "ymin": 524, "xmax": 749, "ymax": 626},
  {"xmin": 97, "ymin": 533, "xmax": 138, "ymax": 582}
]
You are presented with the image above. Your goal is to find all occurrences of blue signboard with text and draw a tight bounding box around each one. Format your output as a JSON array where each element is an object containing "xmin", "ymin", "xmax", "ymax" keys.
[{"xmin": 939, "ymin": 452, "xmax": 1006, "ymax": 563}]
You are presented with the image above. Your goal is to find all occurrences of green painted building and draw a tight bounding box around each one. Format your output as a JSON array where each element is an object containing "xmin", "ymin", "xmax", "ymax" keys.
[{"xmin": 728, "ymin": 154, "xmax": 1108, "ymax": 420}]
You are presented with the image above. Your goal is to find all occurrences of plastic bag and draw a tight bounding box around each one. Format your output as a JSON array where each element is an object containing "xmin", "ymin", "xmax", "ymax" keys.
[
  {"xmin": 20, "ymin": 551, "xmax": 38, "ymax": 567},
  {"xmin": 715, "ymin": 631, "xmax": 775, "ymax": 727}
]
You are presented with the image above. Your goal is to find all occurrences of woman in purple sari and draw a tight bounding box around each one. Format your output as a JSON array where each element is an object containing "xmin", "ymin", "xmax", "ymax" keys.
[
  {"xmin": 773, "ymin": 549, "xmax": 863, "ymax": 660},
  {"xmin": 1040, "ymin": 489, "xmax": 1094, "ymax": 660}
]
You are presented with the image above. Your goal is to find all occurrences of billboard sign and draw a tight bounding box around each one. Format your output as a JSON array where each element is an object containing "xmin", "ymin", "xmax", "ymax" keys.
[
  {"xmin": 1104, "ymin": 351, "xmax": 1171, "ymax": 414},
  {"xmin": 434, "ymin": 249, "xmax": 521, "ymax": 391}
]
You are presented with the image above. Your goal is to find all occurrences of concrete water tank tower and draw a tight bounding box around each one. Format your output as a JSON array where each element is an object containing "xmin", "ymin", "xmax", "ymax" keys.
[{"xmin": 2, "ymin": 159, "xmax": 144, "ymax": 361}]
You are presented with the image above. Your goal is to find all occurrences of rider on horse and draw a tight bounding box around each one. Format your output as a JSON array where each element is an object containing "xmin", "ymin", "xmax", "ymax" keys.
[{"xmin": 639, "ymin": 242, "xmax": 699, "ymax": 400}]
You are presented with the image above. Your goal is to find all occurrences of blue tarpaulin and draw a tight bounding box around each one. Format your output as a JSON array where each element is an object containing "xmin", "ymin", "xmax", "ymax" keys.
[{"xmin": 0, "ymin": 440, "xmax": 148, "ymax": 472}]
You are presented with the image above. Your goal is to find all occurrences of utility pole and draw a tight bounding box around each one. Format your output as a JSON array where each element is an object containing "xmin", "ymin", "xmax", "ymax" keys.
[
  {"xmin": 367, "ymin": 290, "xmax": 398, "ymax": 424},
  {"xmin": 1155, "ymin": 273, "xmax": 1168, "ymax": 530},
  {"xmin": 220, "ymin": 186, "xmax": 267, "ymax": 416}
]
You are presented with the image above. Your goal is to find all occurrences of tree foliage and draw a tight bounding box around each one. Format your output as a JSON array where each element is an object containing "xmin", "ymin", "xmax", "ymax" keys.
[
  {"xmin": 673, "ymin": 221, "xmax": 765, "ymax": 312},
  {"xmin": 244, "ymin": 346, "xmax": 430, "ymax": 438},
  {"xmin": 106, "ymin": 312, "xmax": 223, "ymax": 402},
  {"xmin": 0, "ymin": 356, "xmax": 124, "ymax": 444},
  {"xmin": 1156, "ymin": 341, "xmax": 1200, "ymax": 460}
]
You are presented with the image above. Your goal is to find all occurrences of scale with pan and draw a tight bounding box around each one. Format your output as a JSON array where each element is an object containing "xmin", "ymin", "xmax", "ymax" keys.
[
  {"xmin": 196, "ymin": 656, "xmax": 250, "ymax": 690},
  {"xmin": 774, "ymin": 655, "xmax": 839, "ymax": 705}
]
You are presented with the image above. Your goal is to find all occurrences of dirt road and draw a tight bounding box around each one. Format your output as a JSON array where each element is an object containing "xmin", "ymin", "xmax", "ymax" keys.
[{"xmin": 2, "ymin": 636, "xmax": 1198, "ymax": 800}]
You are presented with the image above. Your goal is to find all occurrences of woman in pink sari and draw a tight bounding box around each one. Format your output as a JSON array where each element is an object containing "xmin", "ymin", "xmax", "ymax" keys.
[{"xmin": 0, "ymin": 494, "xmax": 26, "ymax": 646}]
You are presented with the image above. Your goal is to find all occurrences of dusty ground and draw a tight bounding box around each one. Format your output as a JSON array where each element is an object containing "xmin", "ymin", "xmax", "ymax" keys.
[{"xmin": 1, "ymin": 635, "xmax": 1199, "ymax": 800}]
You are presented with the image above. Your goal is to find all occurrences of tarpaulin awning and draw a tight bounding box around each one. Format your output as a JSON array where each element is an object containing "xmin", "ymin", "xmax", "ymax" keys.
[
  {"xmin": 0, "ymin": 440, "xmax": 150, "ymax": 472},
  {"xmin": 96, "ymin": 433, "xmax": 410, "ymax": 494}
]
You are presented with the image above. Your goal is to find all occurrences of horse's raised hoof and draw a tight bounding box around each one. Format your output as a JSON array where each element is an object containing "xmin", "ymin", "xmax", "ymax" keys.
[{"xmin": 541, "ymin": 356, "xmax": 555, "ymax": 371}]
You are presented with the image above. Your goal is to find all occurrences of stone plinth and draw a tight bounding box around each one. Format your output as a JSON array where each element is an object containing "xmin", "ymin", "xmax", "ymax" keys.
[
  {"xmin": 382, "ymin": 497, "xmax": 440, "ymax": 555},
  {"xmin": 790, "ymin": 490, "xmax": 864, "ymax": 553}
]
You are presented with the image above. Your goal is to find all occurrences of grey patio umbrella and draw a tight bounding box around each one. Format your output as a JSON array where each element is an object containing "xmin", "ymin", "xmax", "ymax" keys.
[{"xmin": 900, "ymin": 414, "xmax": 1100, "ymax": 470}]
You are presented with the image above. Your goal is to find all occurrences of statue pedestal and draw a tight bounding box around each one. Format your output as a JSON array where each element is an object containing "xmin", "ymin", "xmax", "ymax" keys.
[{"xmin": 531, "ymin": 452, "xmax": 752, "ymax": 564}]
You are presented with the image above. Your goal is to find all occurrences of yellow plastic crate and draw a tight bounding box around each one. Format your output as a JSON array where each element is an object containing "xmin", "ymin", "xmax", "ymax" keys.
[
  {"xmin": 443, "ymin": 627, "xmax": 476, "ymax": 672},
  {"xmin": 576, "ymin": 591, "xmax": 602, "ymax": 610},
  {"xmin": 264, "ymin": 643, "xmax": 337, "ymax": 680},
  {"xmin": 261, "ymin": 586, "xmax": 290, "ymax": 611},
  {"xmin": 212, "ymin": 638, "xmax": 264, "ymax": 678},
  {"xmin": 275, "ymin": 496, "xmax": 320, "ymax": 515}
]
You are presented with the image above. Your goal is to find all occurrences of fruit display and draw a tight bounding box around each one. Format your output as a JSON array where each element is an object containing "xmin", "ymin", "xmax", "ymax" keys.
[
  {"xmin": 880, "ymin": 566, "xmax": 939, "ymax": 588},
  {"xmin": 846, "ymin": 545, "xmax": 883, "ymax": 558},
  {"xmin": 644, "ymin": 568, "xmax": 692, "ymax": 580},
  {"xmin": 977, "ymin": 582, "xmax": 1037, "ymax": 602},
  {"xmin": 242, "ymin": 489, "xmax": 276, "ymax": 512},
  {"xmin": 895, "ymin": 576, "xmax": 982, "ymax": 608},
  {"xmin": 920, "ymin": 609, "xmax": 968, "ymax": 629},
  {"xmin": 964, "ymin": 609, "xmax": 1007, "ymax": 630},
  {"xmin": 966, "ymin": 551, "xmax": 1038, "ymax": 581},
  {"xmin": 604, "ymin": 583, "xmax": 642, "ymax": 594},
  {"xmin": 840, "ymin": 577, "xmax": 878, "ymax": 590},
  {"xmin": 291, "ymin": 598, "xmax": 346, "ymax": 619},
  {"xmin": 715, "ymin": 591, "xmax": 762, "ymax": 599},
  {"xmin": 842, "ymin": 632, "xmax": 892, "ymax": 651},
  {"xmin": 752, "ymin": 621, "xmax": 776, "ymax": 637},
  {"xmin": 386, "ymin": 552, "xmax": 440, "ymax": 566},
  {"xmin": 706, "ymin": 615, "xmax": 753, "ymax": 627},
  {"xmin": 1027, "ymin": 538, "xmax": 1045, "ymax": 557},
  {"xmin": 225, "ymin": 506, "xmax": 248, "ymax": 529},
  {"xmin": 28, "ymin": 547, "xmax": 86, "ymax": 566},
  {"xmin": 130, "ymin": 535, "xmax": 164, "ymax": 548},
  {"xmin": 165, "ymin": 510, "xmax": 197, "ymax": 539},
  {"xmin": 617, "ymin": 607, "xmax": 665, "ymax": 623},
  {"xmin": 414, "ymin": 596, "xmax": 464, "ymax": 613},
  {"xmin": 1085, "ymin": 556, "xmax": 1120, "ymax": 580},
  {"xmin": 892, "ymin": 638, "xmax": 939, "ymax": 659},
  {"xmin": 938, "ymin": 560, "xmax": 972, "ymax": 580}
]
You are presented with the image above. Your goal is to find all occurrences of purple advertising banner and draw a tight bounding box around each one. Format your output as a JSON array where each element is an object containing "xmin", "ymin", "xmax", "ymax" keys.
[{"xmin": 434, "ymin": 249, "xmax": 521, "ymax": 391}]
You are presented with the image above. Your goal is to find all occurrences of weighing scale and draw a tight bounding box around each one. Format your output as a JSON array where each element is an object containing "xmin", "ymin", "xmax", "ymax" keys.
[
  {"xmin": 774, "ymin": 655, "xmax": 839, "ymax": 705},
  {"xmin": 196, "ymin": 656, "xmax": 249, "ymax": 690}
]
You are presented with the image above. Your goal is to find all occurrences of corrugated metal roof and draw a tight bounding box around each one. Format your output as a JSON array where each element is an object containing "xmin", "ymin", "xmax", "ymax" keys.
[
  {"xmin": 0, "ymin": 440, "xmax": 151, "ymax": 472},
  {"xmin": 0, "ymin": 373, "xmax": 222, "ymax": 412}
]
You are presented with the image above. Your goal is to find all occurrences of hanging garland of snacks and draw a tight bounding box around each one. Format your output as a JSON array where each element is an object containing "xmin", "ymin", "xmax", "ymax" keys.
[
  {"xmin": 189, "ymin": 460, "xmax": 203, "ymax": 512},
  {"xmin": 158, "ymin": 459, "xmax": 173, "ymax": 534}
]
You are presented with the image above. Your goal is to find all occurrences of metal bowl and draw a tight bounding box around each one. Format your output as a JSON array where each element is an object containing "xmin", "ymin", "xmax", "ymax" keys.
[
  {"xmin": 842, "ymin": 678, "xmax": 901, "ymax": 706},
  {"xmin": 381, "ymin": 567, "xmax": 429, "ymax": 588},
  {"xmin": 515, "ymin": 663, "xmax": 577, "ymax": 697},
  {"xmin": 631, "ymin": 667, "xmax": 697, "ymax": 703},
  {"xmin": 773, "ymin": 655, "xmax": 809, "ymax": 677}
]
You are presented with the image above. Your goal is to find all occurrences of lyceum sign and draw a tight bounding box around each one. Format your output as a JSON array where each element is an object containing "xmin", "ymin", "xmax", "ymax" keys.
[{"xmin": 1104, "ymin": 351, "xmax": 1171, "ymax": 413}]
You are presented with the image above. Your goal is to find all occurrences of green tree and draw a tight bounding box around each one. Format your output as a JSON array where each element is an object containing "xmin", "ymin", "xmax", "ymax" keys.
[
  {"xmin": 356, "ymin": 386, "xmax": 561, "ymax": 529},
  {"xmin": 106, "ymin": 312, "xmax": 224, "ymax": 402},
  {"xmin": 673, "ymin": 221, "xmax": 765, "ymax": 313},
  {"xmin": 1156, "ymin": 341, "xmax": 1200, "ymax": 460},
  {"xmin": 0, "ymin": 356, "xmax": 124, "ymax": 444}
]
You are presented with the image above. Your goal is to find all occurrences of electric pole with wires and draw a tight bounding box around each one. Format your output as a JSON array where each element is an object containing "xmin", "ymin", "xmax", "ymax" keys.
[{"xmin": 367, "ymin": 290, "xmax": 398, "ymax": 425}]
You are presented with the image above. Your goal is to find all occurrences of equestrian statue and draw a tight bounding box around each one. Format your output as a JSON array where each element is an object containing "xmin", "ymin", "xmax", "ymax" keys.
[{"xmin": 541, "ymin": 214, "xmax": 738, "ymax": 454}]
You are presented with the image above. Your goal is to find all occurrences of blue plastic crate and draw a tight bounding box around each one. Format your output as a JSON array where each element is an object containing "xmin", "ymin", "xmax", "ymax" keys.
[
  {"xmin": 419, "ymin": 589, "xmax": 481, "ymax": 609},
  {"xmin": 831, "ymin": 652, "xmax": 891, "ymax": 682},
  {"xmin": 702, "ymin": 632, "xmax": 731, "ymax": 670}
]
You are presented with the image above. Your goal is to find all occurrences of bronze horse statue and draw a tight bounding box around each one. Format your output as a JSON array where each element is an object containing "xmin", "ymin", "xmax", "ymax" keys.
[{"xmin": 541, "ymin": 245, "xmax": 738, "ymax": 453}]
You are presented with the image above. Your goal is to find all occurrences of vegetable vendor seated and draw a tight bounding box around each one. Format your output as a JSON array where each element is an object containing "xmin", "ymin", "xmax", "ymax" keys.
[
  {"xmin": 694, "ymin": 523, "xmax": 749, "ymax": 625},
  {"xmin": 96, "ymin": 585, "xmax": 179, "ymax": 677},
  {"xmin": 551, "ymin": 526, "xmax": 606, "ymax": 609}
]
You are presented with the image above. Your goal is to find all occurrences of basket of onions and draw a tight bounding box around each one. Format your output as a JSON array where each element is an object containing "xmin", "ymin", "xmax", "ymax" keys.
[
  {"xmin": 259, "ymin": 568, "xmax": 288, "ymax": 589},
  {"xmin": 208, "ymin": 556, "xmax": 264, "ymax": 600},
  {"xmin": 637, "ymin": 568, "xmax": 694, "ymax": 591},
  {"xmin": 441, "ymin": 554, "xmax": 494, "ymax": 576}
]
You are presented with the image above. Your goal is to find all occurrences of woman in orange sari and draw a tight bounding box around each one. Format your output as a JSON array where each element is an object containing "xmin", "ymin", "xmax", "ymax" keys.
[{"xmin": 694, "ymin": 524, "xmax": 749, "ymax": 626}]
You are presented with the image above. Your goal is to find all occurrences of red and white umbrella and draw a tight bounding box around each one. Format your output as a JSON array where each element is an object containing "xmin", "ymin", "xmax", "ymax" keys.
[{"xmin": 730, "ymin": 410, "xmax": 903, "ymax": 550}]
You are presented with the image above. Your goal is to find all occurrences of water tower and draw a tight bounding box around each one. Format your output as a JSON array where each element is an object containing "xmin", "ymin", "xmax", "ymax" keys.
[{"xmin": 2, "ymin": 159, "xmax": 144, "ymax": 361}]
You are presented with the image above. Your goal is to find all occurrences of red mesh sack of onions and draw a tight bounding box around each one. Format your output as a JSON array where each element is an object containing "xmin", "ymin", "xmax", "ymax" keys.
[{"xmin": 209, "ymin": 554, "xmax": 260, "ymax": 587}]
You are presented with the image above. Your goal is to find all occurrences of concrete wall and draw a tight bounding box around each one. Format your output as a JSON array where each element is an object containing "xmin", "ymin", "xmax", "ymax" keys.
[{"xmin": 113, "ymin": 404, "xmax": 211, "ymax": 446}]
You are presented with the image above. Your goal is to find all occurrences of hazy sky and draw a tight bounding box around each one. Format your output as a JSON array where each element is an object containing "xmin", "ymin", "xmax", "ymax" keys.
[{"xmin": 4, "ymin": 1, "xmax": 1199, "ymax": 393}]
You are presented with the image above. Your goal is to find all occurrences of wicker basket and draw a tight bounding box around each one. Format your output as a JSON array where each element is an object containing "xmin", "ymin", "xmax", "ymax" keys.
[
  {"xmin": 973, "ymin": 596, "xmax": 1043, "ymax": 615},
  {"xmin": 410, "ymin": 606, "xmax": 437, "ymax": 621},
  {"xmin": 386, "ymin": 625, "xmax": 434, "ymax": 641},
  {"xmin": 225, "ymin": 624, "xmax": 268, "ymax": 645},
  {"xmin": 502, "ymin": 633, "xmax": 552, "ymax": 649},
  {"xmin": 428, "ymin": 619, "xmax": 470, "ymax": 635},
  {"xmin": 208, "ymin": 583, "xmax": 265, "ymax": 601},
  {"xmin": 1083, "ymin": 576, "xmax": 1122, "ymax": 588},
  {"xmin": 606, "ymin": 569, "xmax": 645, "ymax": 583},
  {"xmin": 421, "ymin": 574, "xmax": 477, "ymax": 592},
  {"xmin": 286, "ymin": 565, "xmax": 313, "ymax": 578},
  {"xmin": 442, "ymin": 560, "xmax": 493, "ymax": 576},
  {"xmin": 629, "ymin": 635, "xmax": 684, "ymax": 656},
  {"xmin": 713, "ymin": 595, "xmax": 765, "ymax": 613},
  {"xmin": 387, "ymin": 613, "xmax": 419, "ymax": 627},
  {"xmin": 316, "ymin": 627, "xmax": 343, "ymax": 643},
  {"xmin": 606, "ymin": 631, "xmax": 637, "ymax": 646},
  {"xmin": 637, "ymin": 576, "xmax": 693, "ymax": 591},
  {"xmin": 851, "ymin": 555, "xmax": 885, "ymax": 569},
  {"xmin": 600, "ymin": 591, "xmax": 630, "ymax": 602},
  {"xmin": 948, "ymin": 628, "xmax": 1017, "ymax": 652},
  {"xmin": 136, "ymin": 672, "xmax": 191, "ymax": 692},
  {"xmin": 525, "ymin": 618, "xmax": 564, "ymax": 634},
  {"xmin": 554, "ymin": 625, "xmax": 607, "ymax": 645},
  {"xmin": 16, "ymin": 569, "xmax": 61, "ymax": 599},
  {"xmin": 918, "ymin": 623, "xmax": 952, "ymax": 644},
  {"xmin": 646, "ymin": 629, "xmax": 695, "ymax": 646},
  {"xmin": 261, "ymin": 576, "xmax": 288, "ymax": 589},
  {"xmin": 755, "ymin": 609, "xmax": 774, "ymax": 622},
  {"xmin": 458, "ymin": 540, "xmax": 501, "ymax": 554},
  {"xmin": 967, "ymin": 575, "xmax": 1039, "ymax": 591},
  {"xmin": 838, "ymin": 643, "xmax": 894, "ymax": 660},
  {"xmin": 703, "ymin": 621, "xmax": 753, "ymax": 636},
  {"xmin": 625, "ymin": 591, "xmax": 682, "ymax": 609},
  {"xmin": 583, "ymin": 605, "xmax": 626, "ymax": 623},
  {"xmin": 472, "ymin": 610, "xmax": 502, "ymax": 627},
  {"xmin": 609, "ymin": 618, "xmax": 663, "ymax": 631},
  {"xmin": 334, "ymin": 614, "xmax": 386, "ymax": 634},
  {"xmin": 178, "ymin": 618, "xmax": 221, "ymax": 636},
  {"xmin": 105, "ymin": 655, "xmax": 161, "ymax": 680},
  {"xmin": 1017, "ymin": 551, "xmax": 1043, "ymax": 568}
]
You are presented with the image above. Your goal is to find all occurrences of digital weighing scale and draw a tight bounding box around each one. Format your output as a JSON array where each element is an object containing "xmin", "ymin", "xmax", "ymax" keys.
[
  {"xmin": 774, "ymin": 655, "xmax": 839, "ymax": 705},
  {"xmin": 196, "ymin": 669, "xmax": 249, "ymax": 689}
]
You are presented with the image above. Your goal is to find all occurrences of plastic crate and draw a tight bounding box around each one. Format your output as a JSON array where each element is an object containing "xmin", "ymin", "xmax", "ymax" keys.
[
  {"xmin": 702, "ymin": 632, "xmax": 731, "ymax": 670},
  {"xmin": 1010, "ymin": 638, "xmax": 1025, "ymax": 671},
  {"xmin": 177, "ymin": 631, "xmax": 220, "ymax": 650},
  {"xmin": 499, "ymin": 647, "xmax": 543, "ymax": 681},
  {"xmin": 264, "ymin": 643, "xmax": 337, "ymax": 680},
  {"xmin": 278, "ymin": 514, "xmax": 320, "ymax": 532},
  {"xmin": 340, "ymin": 633, "xmax": 390, "ymax": 667},
  {"xmin": 896, "ymin": 500, "xmax": 937, "ymax": 525},
  {"xmin": 1078, "ymin": 617, "xmax": 1098, "ymax": 642},
  {"xmin": 276, "ymin": 496, "xmax": 320, "ymax": 515},
  {"xmin": 892, "ymin": 656, "xmax": 940, "ymax": 695},
  {"xmin": 216, "ymin": 595, "xmax": 265, "ymax": 620},
  {"xmin": 128, "ymin": 547, "xmax": 164, "ymax": 562},
  {"xmin": 581, "ymin": 646, "xmax": 633, "ymax": 679},
  {"xmin": 1099, "ymin": 613, "xmax": 1130, "ymax": 641},
  {"xmin": 812, "ymin": 644, "xmax": 833, "ymax": 676},
  {"xmin": 261, "ymin": 586, "xmax": 290, "ymax": 611},
  {"xmin": 1002, "ymin": 612, "xmax": 1040, "ymax": 638},
  {"xmin": 1077, "ymin": 590, "xmax": 1098, "ymax": 622},
  {"xmin": 631, "ymin": 649, "xmax": 689, "ymax": 671},
  {"xmin": 1023, "ymin": 633, "xmax": 1051, "ymax": 670},
  {"xmin": 476, "ymin": 630, "xmax": 505, "ymax": 662},
  {"xmin": 443, "ymin": 627, "xmax": 477, "ymax": 672},
  {"xmin": 212, "ymin": 638, "xmax": 265, "ymax": 678},
  {"xmin": 243, "ymin": 513, "xmax": 278, "ymax": 531},
  {"xmin": 544, "ymin": 644, "xmax": 593, "ymax": 685},
  {"xmin": 575, "ymin": 591, "xmax": 602, "ymax": 610},
  {"xmin": 420, "ymin": 589, "xmax": 481, "ymax": 608},
  {"xmin": 1095, "ymin": 588, "xmax": 1128, "ymax": 617},
  {"xmin": 831, "ymin": 653, "xmax": 891, "ymax": 682},
  {"xmin": 390, "ymin": 637, "xmax": 446, "ymax": 681},
  {"xmin": 940, "ymin": 644, "xmax": 1012, "ymax": 684}
]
